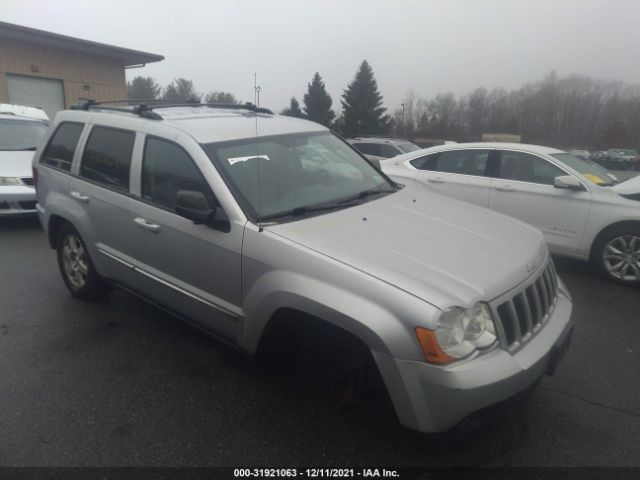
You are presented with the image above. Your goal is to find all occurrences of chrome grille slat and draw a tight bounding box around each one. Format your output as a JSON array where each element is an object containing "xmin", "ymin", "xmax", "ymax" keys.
[
  {"xmin": 537, "ymin": 277, "xmax": 549, "ymax": 314},
  {"xmin": 507, "ymin": 301, "xmax": 522, "ymax": 343},
  {"xmin": 493, "ymin": 261, "xmax": 559, "ymax": 351}
]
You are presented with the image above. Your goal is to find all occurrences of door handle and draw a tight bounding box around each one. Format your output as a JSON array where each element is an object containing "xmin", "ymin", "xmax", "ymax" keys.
[
  {"xmin": 495, "ymin": 184, "xmax": 514, "ymax": 192},
  {"xmin": 70, "ymin": 191, "xmax": 90, "ymax": 203},
  {"xmin": 428, "ymin": 177, "xmax": 445, "ymax": 183},
  {"xmin": 134, "ymin": 217, "xmax": 160, "ymax": 233}
]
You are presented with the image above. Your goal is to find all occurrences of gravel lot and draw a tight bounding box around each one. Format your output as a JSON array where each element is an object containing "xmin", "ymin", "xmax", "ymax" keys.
[{"xmin": 0, "ymin": 210, "xmax": 639, "ymax": 467}]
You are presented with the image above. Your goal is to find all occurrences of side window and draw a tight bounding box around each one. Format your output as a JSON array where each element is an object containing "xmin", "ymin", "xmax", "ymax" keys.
[
  {"xmin": 80, "ymin": 127, "xmax": 135, "ymax": 191},
  {"xmin": 379, "ymin": 144, "xmax": 400, "ymax": 158},
  {"xmin": 412, "ymin": 150, "xmax": 490, "ymax": 176},
  {"xmin": 353, "ymin": 143, "xmax": 381, "ymax": 156},
  {"xmin": 40, "ymin": 122, "xmax": 84, "ymax": 172},
  {"xmin": 142, "ymin": 137, "xmax": 216, "ymax": 211},
  {"xmin": 498, "ymin": 151, "xmax": 565, "ymax": 185}
]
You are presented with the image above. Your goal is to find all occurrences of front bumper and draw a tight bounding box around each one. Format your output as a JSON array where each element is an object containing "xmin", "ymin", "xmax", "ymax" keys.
[
  {"xmin": 0, "ymin": 186, "xmax": 37, "ymax": 217},
  {"xmin": 373, "ymin": 291, "xmax": 573, "ymax": 433}
]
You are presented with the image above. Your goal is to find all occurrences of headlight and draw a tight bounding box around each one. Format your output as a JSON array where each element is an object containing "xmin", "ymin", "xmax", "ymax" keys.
[
  {"xmin": 416, "ymin": 302, "xmax": 497, "ymax": 365},
  {"xmin": 0, "ymin": 177, "xmax": 23, "ymax": 186}
]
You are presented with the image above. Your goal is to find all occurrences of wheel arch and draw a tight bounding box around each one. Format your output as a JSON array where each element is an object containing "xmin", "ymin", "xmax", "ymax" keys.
[{"xmin": 589, "ymin": 220, "xmax": 640, "ymax": 261}]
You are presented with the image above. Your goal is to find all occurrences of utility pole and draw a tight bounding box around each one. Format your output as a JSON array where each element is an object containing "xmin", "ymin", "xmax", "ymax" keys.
[
  {"xmin": 254, "ymin": 73, "xmax": 261, "ymax": 108},
  {"xmin": 401, "ymin": 103, "xmax": 405, "ymax": 137}
]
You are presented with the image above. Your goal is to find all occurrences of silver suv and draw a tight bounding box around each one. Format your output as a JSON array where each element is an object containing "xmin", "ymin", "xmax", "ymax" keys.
[{"xmin": 33, "ymin": 102, "xmax": 574, "ymax": 433}]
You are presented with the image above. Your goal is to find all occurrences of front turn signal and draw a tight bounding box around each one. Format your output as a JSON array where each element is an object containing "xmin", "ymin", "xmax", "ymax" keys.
[{"xmin": 415, "ymin": 327, "xmax": 456, "ymax": 365}]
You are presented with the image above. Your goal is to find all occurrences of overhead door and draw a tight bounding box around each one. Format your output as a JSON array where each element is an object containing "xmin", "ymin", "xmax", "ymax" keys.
[{"xmin": 6, "ymin": 74, "xmax": 65, "ymax": 120}]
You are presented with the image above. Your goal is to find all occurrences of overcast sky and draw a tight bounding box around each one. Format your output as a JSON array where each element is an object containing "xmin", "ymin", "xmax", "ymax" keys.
[{"xmin": 2, "ymin": 0, "xmax": 640, "ymax": 113}]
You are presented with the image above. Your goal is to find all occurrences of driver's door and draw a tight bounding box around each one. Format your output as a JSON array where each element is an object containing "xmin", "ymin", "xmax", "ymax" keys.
[
  {"xmin": 127, "ymin": 135, "xmax": 243, "ymax": 341},
  {"xmin": 489, "ymin": 149, "xmax": 592, "ymax": 256}
]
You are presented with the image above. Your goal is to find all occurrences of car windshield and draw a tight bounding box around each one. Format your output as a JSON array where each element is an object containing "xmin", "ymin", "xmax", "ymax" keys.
[
  {"xmin": 204, "ymin": 132, "xmax": 397, "ymax": 222},
  {"xmin": 551, "ymin": 153, "xmax": 618, "ymax": 186},
  {"xmin": 0, "ymin": 118, "xmax": 48, "ymax": 151},
  {"xmin": 397, "ymin": 142, "xmax": 421, "ymax": 153}
]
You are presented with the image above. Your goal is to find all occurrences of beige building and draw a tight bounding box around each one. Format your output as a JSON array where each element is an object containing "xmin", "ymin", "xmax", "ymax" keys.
[{"xmin": 0, "ymin": 21, "xmax": 163, "ymax": 119}]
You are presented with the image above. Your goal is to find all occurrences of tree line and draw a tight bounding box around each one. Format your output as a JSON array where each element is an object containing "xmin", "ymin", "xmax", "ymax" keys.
[
  {"xmin": 392, "ymin": 71, "xmax": 640, "ymax": 150},
  {"xmin": 128, "ymin": 67, "xmax": 640, "ymax": 149}
]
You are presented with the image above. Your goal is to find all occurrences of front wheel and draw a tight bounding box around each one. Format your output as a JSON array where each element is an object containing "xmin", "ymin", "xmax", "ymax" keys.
[
  {"xmin": 592, "ymin": 227, "xmax": 640, "ymax": 285},
  {"xmin": 56, "ymin": 223, "xmax": 111, "ymax": 301}
]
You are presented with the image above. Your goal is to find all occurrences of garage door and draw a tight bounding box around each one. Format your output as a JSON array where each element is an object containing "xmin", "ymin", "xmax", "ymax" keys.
[{"xmin": 6, "ymin": 74, "xmax": 65, "ymax": 120}]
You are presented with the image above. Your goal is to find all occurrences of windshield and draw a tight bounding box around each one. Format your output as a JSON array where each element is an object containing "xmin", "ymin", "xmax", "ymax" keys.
[
  {"xmin": 397, "ymin": 142, "xmax": 421, "ymax": 153},
  {"xmin": 204, "ymin": 132, "xmax": 396, "ymax": 222},
  {"xmin": 0, "ymin": 118, "xmax": 48, "ymax": 151},
  {"xmin": 551, "ymin": 153, "xmax": 618, "ymax": 186}
]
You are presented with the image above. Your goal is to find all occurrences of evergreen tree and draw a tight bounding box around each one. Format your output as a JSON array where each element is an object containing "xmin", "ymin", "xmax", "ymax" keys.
[
  {"xmin": 303, "ymin": 72, "xmax": 335, "ymax": 127},
  {"xmin": 281, "ymin": 97, "xmax": 305, "ymax": 118},
  {"xmin": 162, "ymin": 78, "xmax": 200, "ymax": 102},
  {"xmin": 205, "ymin": 91, "xmax": 239, "ymax": 104},
  {"xmin": 340, "ymin": 60, "xmax": 391, "ymax": 136},
  {"xmin": 127, "ymin": 76, "xmax": 161, "ymax": 100}
]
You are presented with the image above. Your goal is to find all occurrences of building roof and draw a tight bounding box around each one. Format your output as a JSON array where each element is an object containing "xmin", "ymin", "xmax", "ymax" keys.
[{"xmin": 0, "ymin": 21, "xmax": 164, "ymax": 66}]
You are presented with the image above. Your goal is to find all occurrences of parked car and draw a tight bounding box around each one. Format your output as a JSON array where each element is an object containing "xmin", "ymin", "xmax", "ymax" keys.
[
  {"xmin": 348, "ymin": 136, "xmax": 421, "ymax": 158},
  {"xmin": 381, "ymin": 143, "xmax": 640, "ymax": 285},
  {"xmin": 567, "ymin": 149, "xmax": 590, "ymax": 161},
  {"xmin": 608, "ymin": 149, "xmax": 639, "ymax": 170},
  {"xmin": 0, "ymin": 108, "xmax": 49, "ymax": 217},
  {"xmin": 34, "ymin": 103, "xmax": 573, "ymax": 434}
]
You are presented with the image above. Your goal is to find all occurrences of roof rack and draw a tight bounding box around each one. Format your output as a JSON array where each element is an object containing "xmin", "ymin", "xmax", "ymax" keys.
[{"xmin": 71, "ymin": 99, "xmax": 273, "ymax": 120}]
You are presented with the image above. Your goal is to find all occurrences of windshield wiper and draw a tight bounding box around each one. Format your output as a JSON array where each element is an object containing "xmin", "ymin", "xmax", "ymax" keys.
[
  {"xmin": 259, "ymin": 200, "xmax": 362, "ymax": 223},
  {"xmin": 8, "ymin": 147, "xmax": 38, "ymax": 151},
  {"xmin": 258, "ymin": 185, "xmax": 398, "ymax": 224}
]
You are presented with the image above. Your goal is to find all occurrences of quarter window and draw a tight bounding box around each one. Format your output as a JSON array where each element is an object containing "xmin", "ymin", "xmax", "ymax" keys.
[
  {"xmin": 80, "ymin": 127, "xmax": 135, "ymax": 191},
  {"xmin": 498, "ymin": 151, "xmax": 565, "ymax": 185},
  {"xmin": 40, "ymin": 122, "xmax": 84, "ymax": 172},
  {"xmin": 142, "ymin": 137, "xmax": 216, "ymax": 211}
]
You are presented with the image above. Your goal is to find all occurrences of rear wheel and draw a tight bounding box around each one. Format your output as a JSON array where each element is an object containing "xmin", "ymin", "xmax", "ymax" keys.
[
  {"xmin": 56, "ymin": 223, "xmax": 111, "ymax": 301},
  {"xmin": 592, "ymin": 226, "xmax": 640, "ymax": 285}
]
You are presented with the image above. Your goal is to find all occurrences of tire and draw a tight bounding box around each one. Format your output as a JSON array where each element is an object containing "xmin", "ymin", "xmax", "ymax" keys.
[
  {"xmin": 592, "ymin": 226, "xmax": 640, "ymax": 285},
  {"xmin": 56, "ymin": 223, "xmax": 111, "ymax": 301}
]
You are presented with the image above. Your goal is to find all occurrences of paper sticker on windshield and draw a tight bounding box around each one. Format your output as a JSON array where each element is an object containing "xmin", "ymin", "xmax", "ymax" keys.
[
  {"xmin": 227, "ymin": 155, "xmax": 270, "ymax": 166},
  {"xmin": 583, "ymin": 173, "xmax": 605, "ymax": 185}
]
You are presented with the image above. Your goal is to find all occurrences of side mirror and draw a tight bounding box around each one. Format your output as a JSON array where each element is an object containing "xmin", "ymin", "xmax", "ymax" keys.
[
  {"xmin": 554, "ymin": 175, "xmax": 585, "ymax": 191},
  {"xmin": 175, "ymin": 190, "xmax": 230, "ymax": 232}
]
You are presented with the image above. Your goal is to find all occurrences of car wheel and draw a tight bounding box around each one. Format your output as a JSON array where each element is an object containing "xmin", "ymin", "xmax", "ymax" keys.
[
  {"xmin": 593, "ymin": 226, "xmax": 640, "ymax": 285},
  {"xmin": 56, "ymin": 223, "xmax": 111, "ymax": 300}
]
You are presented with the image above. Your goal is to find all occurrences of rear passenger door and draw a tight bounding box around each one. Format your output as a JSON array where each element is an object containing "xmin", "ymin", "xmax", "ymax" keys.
[
  {"xmin": 71, "ymin": 125, "xmax": 140, "ymax": 289},
  {"xmin": 410, "ymin": 148, "xmax": 493, "ymax": 207},
  {"xmin": 126, "ymin": 135, "xmax": 242, "ymax": 342}
]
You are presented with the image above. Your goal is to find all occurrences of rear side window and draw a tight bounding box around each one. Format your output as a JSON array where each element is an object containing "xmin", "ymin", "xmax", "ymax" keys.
[
  {"xmin": 411, "ymin": 149, "xmax": 490, "ymax": 176},
  {"xmin": 379, "ymin": 144, "xmax": 400, "ymax": 158},
  {"xmin": 353, "ymin": 143, "xmax": 381, "ymax": 156},
  {"xmin": 40, "ymin": 122, "xmax": 84, "ymax": 172},
  {"xmin": 142, "ymin": 137, "xmax": 216, "ymax": 211},
  {"xmin": 80, "ymin": 127, "xmax": 135, "ymax": 191}
]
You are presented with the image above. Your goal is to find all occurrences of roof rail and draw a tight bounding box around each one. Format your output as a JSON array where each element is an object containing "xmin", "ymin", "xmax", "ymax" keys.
[
  {"xmin": 352, "ymin": 134, "xmax": 412, "ymax": 141},
  {"xmin": 70, "ymin": 99, "xmax": 273, "ymax": 120}
]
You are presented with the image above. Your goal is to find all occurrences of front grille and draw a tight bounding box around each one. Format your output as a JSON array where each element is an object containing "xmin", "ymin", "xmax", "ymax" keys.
[
  {"xmin": 18, "ymin": 201, "xmax": 37, "ymax": 210},
  {"xmin": 21, "ymin": 177, "xmax": 34, "ymax": 187},
  {"xmin": 492, "ymin": 260, "xmax": 559, "ymax": 351}
]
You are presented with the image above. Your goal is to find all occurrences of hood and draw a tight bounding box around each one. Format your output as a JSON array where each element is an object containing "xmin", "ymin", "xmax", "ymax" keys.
[
  {"xmin": 0, "ymin": 150, "xmax": 35, "ymax": 178},
  {"xmin": 268, "ymin": 186, "xmax": 547, "ymax": 308},
  {"xmin": 612, "ymin": 174, "xmax": 640, "ymax": 195}
]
